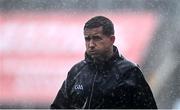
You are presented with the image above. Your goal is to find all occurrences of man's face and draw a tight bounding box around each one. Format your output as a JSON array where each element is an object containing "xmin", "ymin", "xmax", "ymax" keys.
[{"xmin": 84, "ymin": 26, "xmax": 115, "ymax": 59}]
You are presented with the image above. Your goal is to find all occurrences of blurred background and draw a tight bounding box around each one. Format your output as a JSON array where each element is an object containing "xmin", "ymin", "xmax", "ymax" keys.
[{"xmin": 0, "ymin": 0, "xmax": 180, "ymax": 109}]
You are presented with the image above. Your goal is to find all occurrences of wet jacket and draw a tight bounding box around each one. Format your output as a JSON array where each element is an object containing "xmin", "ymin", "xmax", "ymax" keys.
[{"xmin": 51, "ymin": 46, "xmax": 157, "ymax": 109}]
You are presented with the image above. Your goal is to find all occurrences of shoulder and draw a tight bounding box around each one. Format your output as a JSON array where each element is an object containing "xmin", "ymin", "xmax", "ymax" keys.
[
  {"xmin": 67, "ymin": 60, "xmax": 87, "ymax": 78},
  {"xmin": 115, "ymin": 57, "xmax": 139, "ymax": 73},
  {"xmin": 115, "ymin": 58, "xmax": 147, "ymax": 85},
  {"xmin": 69, "ymin": 60, "xmax": 87, "ymax": 73},
  {"xmin": 114, "ymin": 56, "xmax": 145, "ymax": 80}
]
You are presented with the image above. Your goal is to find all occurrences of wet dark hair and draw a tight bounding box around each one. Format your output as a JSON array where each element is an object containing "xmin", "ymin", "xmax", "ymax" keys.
[{"xmin": 84, "ymin": 16, "xmax": 114, "ymax": 36}]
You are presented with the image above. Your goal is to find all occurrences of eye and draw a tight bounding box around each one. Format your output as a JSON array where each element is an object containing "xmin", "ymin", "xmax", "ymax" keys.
[
  {"xmin": 93, "ymin": 36, "xmax": 102, "ymax": 41},
  {"xmin": 85, "ymin": 37, "xmax": 90, "ymax": 41}
]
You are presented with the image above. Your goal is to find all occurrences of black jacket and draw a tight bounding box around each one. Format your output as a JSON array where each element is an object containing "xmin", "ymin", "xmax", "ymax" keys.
[{"xmin": 51, "ymin": 46, "xmax": 157, "ymax": 109}]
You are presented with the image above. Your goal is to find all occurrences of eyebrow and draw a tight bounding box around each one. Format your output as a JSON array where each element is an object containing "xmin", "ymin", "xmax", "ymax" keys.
[
  {"xmin": 84, "ymin": 32, "xmax": 100, "ymax": 38},
  {"xmin": 84, "ymin": 35, "xmax": 101, "ymax": 38}
]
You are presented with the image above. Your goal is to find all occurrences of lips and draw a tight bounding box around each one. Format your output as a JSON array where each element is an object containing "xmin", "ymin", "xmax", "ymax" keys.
[
  {"xmin": 89, "ymin": 51, "xmax": 96, "ymax": 54},
  {"xmin": 88, "ymin": 50, "xmax": 96, "ymax": 55}
]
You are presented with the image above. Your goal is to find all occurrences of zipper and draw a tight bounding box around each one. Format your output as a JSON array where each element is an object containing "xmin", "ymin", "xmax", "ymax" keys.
[{"xmin": 88, "ymin": 71, "xmax": 98, "ymax": 108}]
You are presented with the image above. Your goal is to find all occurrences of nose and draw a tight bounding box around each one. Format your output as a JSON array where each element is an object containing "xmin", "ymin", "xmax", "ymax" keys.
[{"xmin": 89, "ymin": 39, "xmax": 95, "ymax": 48}]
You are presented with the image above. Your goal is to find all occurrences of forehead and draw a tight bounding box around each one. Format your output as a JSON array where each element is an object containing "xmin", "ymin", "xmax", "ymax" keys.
[{"xmin": 84, "ymin": 26, "xmax": 103, "ymax": 35}]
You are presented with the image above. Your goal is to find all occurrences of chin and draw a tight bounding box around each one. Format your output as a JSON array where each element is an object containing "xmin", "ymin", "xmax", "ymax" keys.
[
  {"xmin": 91, "ymin": 55, "xmax": 97, "ymax": 58},
  {"xmin": 91, "ymin": 55, "xmax": 101, "ymax": 59}
]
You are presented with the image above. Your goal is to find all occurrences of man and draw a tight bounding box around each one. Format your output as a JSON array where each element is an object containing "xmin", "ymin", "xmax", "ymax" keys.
[{"xmin": 51, "ymin": 16, "xmax": 157, "ymax": 109}]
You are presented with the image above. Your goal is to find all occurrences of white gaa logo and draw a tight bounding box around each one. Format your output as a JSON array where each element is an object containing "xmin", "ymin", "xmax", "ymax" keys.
[{"xmin": 74, "ymin": 84, "xmax": 83, "ymax": 90}]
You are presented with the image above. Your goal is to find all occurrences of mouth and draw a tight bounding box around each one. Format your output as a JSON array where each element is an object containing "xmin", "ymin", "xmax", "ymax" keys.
[
  {"xmin": 88, "ymin": 50, "xmax": 97, "ymax": 55},
  {"xmin": 89, "ymin": 51, "xmax": 96, "ymax": 54}
]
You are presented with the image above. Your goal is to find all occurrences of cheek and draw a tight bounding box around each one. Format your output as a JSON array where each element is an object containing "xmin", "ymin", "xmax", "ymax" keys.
[
  {"xmin": 100, "ymin": 41, "xmax": 111, "ymax": 50},
  {"xmin": 104, "ymin": 39, "xmax": 113, "ymax": 46},
  {"xmin": 85, "ymin": 42, "xmax": 89, "ymax": 48},
  {"xmin": 101, "ymin": 40, "xmax": 109, "ymax": 45}
]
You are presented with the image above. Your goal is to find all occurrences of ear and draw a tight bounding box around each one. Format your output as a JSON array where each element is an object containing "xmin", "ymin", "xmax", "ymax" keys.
[{"xmin": 110, "ymin": 35, "xmax": 115, "ymax": 44}]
